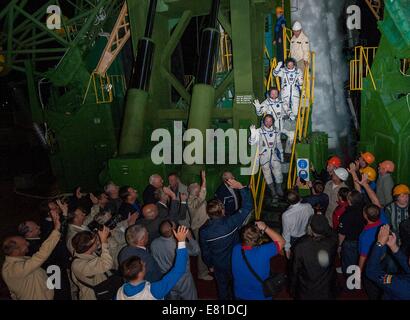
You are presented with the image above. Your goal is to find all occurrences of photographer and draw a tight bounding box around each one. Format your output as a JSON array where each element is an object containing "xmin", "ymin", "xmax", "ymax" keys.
[
  {"xmin": 89, "ymin": 209, "xmax": 138, "ymax": 269},
  {"xmin": 231, "ymin": 221, "xmax": 285, "ymax": 300},
  {"xmin": 66, "ymin": 204, "xmax": 100, "ymax": 255},
  {"xmin": 70, "ymin": 227, "xmax": 114, "ymax": 300}
]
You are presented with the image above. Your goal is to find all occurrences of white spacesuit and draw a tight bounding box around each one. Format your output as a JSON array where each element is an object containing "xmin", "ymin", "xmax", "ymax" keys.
[
  {"xmin": 272, "ymin": 60, "xmax": 303, "ymax": 119},
  {"xmin": 249, "ymin": 115, "xmax": 284, "ymax": 198},
  {"xmin": 272, "ymin": 60, "xmax": 303, "ymax": 153}
]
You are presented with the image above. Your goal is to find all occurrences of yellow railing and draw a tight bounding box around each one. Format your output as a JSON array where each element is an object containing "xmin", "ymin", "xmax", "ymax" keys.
[
  {"xmin": 265, "ymin": 56, "xmax": 281, "ymax": 91},
  {"xmin": 217, "ymin": 32, "xmax": 232, "ymax": 73},
  {"xmin": 82, "ymin": 72, "xmax": 113, "ymax": 104},
  {"xmin": 349, "ymin": 46, "xmax": 377, "ymax": 90},
  {"xmin": 282, "ymin": 26, "xmax": 293, "ymax": 61},
  {"xmin": 287, "ymin": 51, "xmax": 316, "ymax": 189},
  {"xmin": 249, "ymin": 145, "xmax": 266, "ymax": 220}
]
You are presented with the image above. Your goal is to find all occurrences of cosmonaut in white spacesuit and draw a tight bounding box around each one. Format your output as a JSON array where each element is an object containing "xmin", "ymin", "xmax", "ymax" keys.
[
  {"xmin": 249, "ymin": 114, "xmax": 284, "ymax": 199},
  {"xmin": 252, "ymin": 87, "xmax": 295, "ymax": 155},
  {"xmin": 272, "ymin": 58, "xmax": 303, "ymax": 153}
]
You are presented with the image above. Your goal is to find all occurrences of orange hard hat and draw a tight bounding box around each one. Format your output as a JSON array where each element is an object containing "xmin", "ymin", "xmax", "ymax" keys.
[
  {"xmin": 327, "ymin": 156, "xmax": 342, "ymax": 168},
  {"xmin": 379, "ymin": 160, "xmax": 395, "ymax": 173},
  {"xmin": 361, "ymin": 152, "xmax": 375, "ymax": 165},
  {"xmin": 393, "ymin": 184, "xmax": 410, "ymax": 197},
  {"xmin": 361, "ymin": 166, "xmax": 377, "ymax": 182},
  {"xmin": 276, "ymin": 7, "xmax": 284, "ymax": 14}
]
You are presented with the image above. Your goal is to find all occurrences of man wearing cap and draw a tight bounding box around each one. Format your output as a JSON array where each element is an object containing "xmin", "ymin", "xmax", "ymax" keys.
[
  {"xmin": 312, "ymin": 155, "xmax": 342, "ymax": 183},
  {"xmin": 385, "ymin": 184, "xmax": 409, "ymax": 237},
  {"xmin": 273, "ymin": 7, "xmax": 286, "ymax": 63},
  {"xmin": 376, "ymin": 161, "xmax": 395, "ymax": 207},
  {"xmin": 324, "ymin": 168, "xmax": 348, "ymax": 227},
  {"xmin": 291, "ymin": 214, "xmax": 338, "ymax": 300},
  {"xmin": 290, "ymin": 21, "xmax": 310, "ymax": 74}
]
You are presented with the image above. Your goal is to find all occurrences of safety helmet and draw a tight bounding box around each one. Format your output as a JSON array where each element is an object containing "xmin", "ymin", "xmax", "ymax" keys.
[
  {"xmin": 361, "ymin": 166, "xmax": 377, "ymax": 182},
  {"xmin": 276, "ymin": 7, "xmax": 284, "ymax": 15},
  {"xmin": 379, "ymin": 160, "xmax": 395, "ymax": 173},
  {"xmin": 393, "ymin": 184, "xmax": 410, "ymax": 197},
  {"xmin": 327, "ymin": 156, "xmax": 342, "ymax": 168},
  {"xmin": 292, "ymin": 21, "xmax": 302, "ymax": 31},
  {"xmin": 334, "ymin": 168, "xmax": 349, "ymax": 181},
  {"xmin": 361, "ymin": 152, "xmax": 375, "ymax": 165}
]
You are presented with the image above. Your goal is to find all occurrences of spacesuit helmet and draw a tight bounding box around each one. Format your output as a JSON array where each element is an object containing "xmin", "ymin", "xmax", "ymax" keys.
[{"xmin": 285, "ymin": 57, "xmax": 297, "ymax": 70}]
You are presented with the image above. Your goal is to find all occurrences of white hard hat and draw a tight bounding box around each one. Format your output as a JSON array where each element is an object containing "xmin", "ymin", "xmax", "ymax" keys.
[
  {"xmin": 334, "ymin": 168, "xmax": 349, "ymax": 181},
  {"xmin": 292, "ymin": 21, "xmax": 302, "ymax": 31}
]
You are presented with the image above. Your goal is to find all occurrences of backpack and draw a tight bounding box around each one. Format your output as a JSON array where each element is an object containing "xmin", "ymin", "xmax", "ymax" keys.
[{"xmin": 70, "ymin": 258, "xmax": 123, "ymax": 300}]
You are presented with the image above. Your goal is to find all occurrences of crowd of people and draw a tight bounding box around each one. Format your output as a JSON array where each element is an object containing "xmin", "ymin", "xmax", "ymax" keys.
[
  {"xmin": 1, "ymin": 8, "xmax": 409, "ymax": 302},
  {"xmin": 1, "ymin": 149, "xmax": 409, "ymax": 300}
]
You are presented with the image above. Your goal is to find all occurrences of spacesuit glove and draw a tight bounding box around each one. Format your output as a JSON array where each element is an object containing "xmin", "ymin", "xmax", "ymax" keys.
[
  {"xmin": 249, "ymin": 125, "xmax": 257, "ymax": 138},
  {"xmin": 252, "ymin": 99, "xmax": 261, "ymax": 108}
]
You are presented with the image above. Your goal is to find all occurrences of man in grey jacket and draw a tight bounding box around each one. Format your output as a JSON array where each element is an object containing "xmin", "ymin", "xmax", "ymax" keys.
[
  {"xmin": 376, "ymin": 160, "xmax": 395, "ymax": 207},
  {"xmin": 151, "ymin": 220, "xmax": 199, "ymax": 300}
]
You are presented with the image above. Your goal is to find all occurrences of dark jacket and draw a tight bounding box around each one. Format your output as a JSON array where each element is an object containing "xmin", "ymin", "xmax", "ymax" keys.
[
  {"xmin": 199, "ymin": 188, "xmax": 252, "ymax": 271},
  {"xmin": 118, "ymin": 201, "xmax": 142, "ymax": 221},
  {"xmin": 143, "ymin": 184, "xmax": 158, "ymax": 205},
  {"xmin": 292, "ymin": 232, "xmax": 338, "ymax": 300},
  {"xmin": 338, "ymin": 204, "xmax": 366, "ymax": 241},
  {"xmin": 136, "ymin": 200, "xmax": 187, "ymax": 245},
  {"xmin": 366, "ymin": 245, "xmax": 410, "ymax": 300},
  {"xmin": 118, "ymin": 246, "xmax": 163, "ymax": 283},
  {"xmin": 214, "ymin": 183, "xmax": 242, "ymax": 216}
]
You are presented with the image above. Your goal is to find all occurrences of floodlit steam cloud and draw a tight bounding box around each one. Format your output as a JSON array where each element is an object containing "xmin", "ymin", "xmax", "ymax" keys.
[{"xmin": 291, "ymin": 0, "xmax": 350, "ymax": 150}]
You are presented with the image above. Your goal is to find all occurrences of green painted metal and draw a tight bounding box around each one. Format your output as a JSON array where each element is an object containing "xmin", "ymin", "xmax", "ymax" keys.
[
  {"xmin": 1, "ymin": 0, "xmax": 328, "ymax": 199},
  {"xmin": 359, "ymin": 0, "xmax": 410, "ymax": 186},
  {"xmin": 119, "ymin": 89, "xmax": 149, "ymax": 155},
  {"xmin": 183, "ymin": 84, "xmax": 216, "ymax": 179}
]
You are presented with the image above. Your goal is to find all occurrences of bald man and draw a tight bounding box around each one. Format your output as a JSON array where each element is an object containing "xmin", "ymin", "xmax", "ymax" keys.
[
  {"xmin": 137, "ymin": 191, "xmax": 188, "ymax": 244},
  {"xmin": 2, "ymin": 213, "xmax": 61, "ymax": 300}
]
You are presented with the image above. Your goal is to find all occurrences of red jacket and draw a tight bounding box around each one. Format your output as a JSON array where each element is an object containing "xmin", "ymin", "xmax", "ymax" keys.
[{"xmin": 333, "ymin": 200, "xmax": 349, "ymax": 230}]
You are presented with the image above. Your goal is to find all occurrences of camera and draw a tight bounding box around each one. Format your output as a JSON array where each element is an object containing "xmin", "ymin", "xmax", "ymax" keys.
[{"xmin": 88, "ymin": 212, "xmax": 123, "ymax": 232}]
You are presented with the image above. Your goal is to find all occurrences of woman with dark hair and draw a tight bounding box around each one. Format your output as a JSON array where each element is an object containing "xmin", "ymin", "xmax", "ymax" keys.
[{"xmin": 231, "ymin": 221, "xmax": 285, "ymax": 300}]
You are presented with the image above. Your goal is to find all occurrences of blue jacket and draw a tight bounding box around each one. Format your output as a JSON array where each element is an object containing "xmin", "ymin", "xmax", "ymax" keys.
[
  {"xmin": 274, "ymin": 15, "xmax": 286, "ymax": 37},
  {"xmin": 366, "ymin": 244, "xmax": 410, "ymax": 300},
  {"xmin": 118, "ymin": 246, "xmax": 188, "ymax": 300},
  {"xmin": 200, "ymin": 187, "xmax": 252, "ymax": 271},
  {"xmin": 214, "ymin": 183, "xmax": 242, "ymax": 216}
]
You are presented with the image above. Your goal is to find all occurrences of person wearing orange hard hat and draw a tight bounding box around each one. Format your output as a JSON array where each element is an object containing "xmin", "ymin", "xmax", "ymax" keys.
[
  {"xmin": 358, "ymin": 151, "xmax": 375, "ymax": 170},
  {"xmin": 384, "ymin": 184, "xmax": 409, "ymax": 237},
  {"xmin": 311, "ymin": 155, "xmax": 342, "ymax": 183},
  {"xmin": 360, "ymin": 166, "xmax": 378, "ymax": 197},
  {"xmin": 376, "ymin": 160, "xmax": 395, "ymax": 206}
]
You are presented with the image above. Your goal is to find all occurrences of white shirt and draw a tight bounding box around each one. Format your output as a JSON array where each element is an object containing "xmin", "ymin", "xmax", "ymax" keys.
[{"xmin": 282, "ymin": 201, "xmax": 314, "ymax": 251}]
